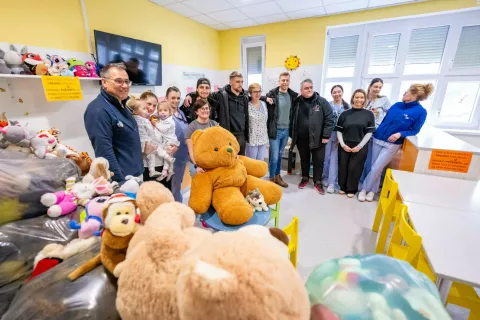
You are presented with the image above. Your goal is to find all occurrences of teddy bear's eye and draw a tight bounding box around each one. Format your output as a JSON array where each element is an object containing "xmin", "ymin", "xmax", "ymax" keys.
[
  {"xmin": 214, "ymin": 147, "xmax": 218, "ymax": 151},
  {"xmin": 116, "ymin": 212, "xmax": 121, "ymax": 215}
]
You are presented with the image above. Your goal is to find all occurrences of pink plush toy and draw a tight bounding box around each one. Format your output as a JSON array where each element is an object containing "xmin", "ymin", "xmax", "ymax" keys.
[
  {"xmin": 85, "ymin": 61, "xmax": 99, "ymax": 78},
  {"xmin": 41, "ymin": 177, "xmax": 95, "ymax": 218},
  {"xmin": 69, "ymin": 196, "xmax": 109, "ymax": 238}
]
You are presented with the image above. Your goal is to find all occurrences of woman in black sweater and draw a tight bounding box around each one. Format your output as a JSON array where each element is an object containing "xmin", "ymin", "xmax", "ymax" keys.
[{"xmin": 335, "ymin": 89, "xmax": 375, "ymax": 198}]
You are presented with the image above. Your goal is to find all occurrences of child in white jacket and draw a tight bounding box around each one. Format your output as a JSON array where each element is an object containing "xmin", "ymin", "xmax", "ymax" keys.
[{"xmin": 129, "ymin": 98, "xmax": 179, "ymax": 181}]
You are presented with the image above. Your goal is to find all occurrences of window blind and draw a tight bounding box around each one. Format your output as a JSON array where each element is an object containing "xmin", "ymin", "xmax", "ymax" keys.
[
  {"xmin": 246, "ymin": 46, "xmax": 262, "ymax": 75},
  {"xmin": 369, "ymin": 33, "xmax": 400, "ymax": 67},
  {"xmin": 453, "ymin": 25, "xmax": 480, "ymax": 69},
  {"xmin": 406, "ymin": 25, "xmax": 449, "ymax": 65},
  {"xmin": 327, "ymin": 35, "xmax": 359, "ymax": 68}
]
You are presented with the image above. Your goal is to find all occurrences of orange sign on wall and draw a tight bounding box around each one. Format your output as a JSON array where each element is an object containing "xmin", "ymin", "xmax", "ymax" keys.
[{"xmin": 428, "ymin": 150, "xmax": 473, "ymax": 173}]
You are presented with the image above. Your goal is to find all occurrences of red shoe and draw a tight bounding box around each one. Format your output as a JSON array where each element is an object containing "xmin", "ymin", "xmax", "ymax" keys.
[
  {"xmin": 314, "ymin": 183, "xmax": 325, "ymax": 195},
  {"xmin": 298, "ymin": 178, "xmax": 309, "ymax": 189}
]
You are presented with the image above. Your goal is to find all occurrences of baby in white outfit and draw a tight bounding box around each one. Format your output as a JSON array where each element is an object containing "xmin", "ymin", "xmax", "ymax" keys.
[{"xmin": 130, "ymin": 98, "xmax": 179, "ymax": 181}]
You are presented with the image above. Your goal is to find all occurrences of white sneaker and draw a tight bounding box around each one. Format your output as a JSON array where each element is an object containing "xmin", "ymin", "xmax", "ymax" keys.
[
  {"xmin": 358, "ymin": 190, "xmax": 367, "ymax": 202},
  {"xmin": 322, "ymin": 181, "xmax": 328, "ymax": 187},
  {"xmin": 366, "ymin": 192, "xmax": 375, "ymax": 202},
  {"xmin": 339, "ymin": 190, "xmax": 346, "ymax": 195},
  {"xmin": 326, "ymin": 185, "xmax": 335, "ymax": 194}
]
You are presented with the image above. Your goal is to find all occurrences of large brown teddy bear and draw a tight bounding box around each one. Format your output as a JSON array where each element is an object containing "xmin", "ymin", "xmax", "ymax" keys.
[
  {"xmin": 116, "ymin": 182, "xmax": 310, "ymax": 320},
  {"xmin": 188, "ymin": 126, "xmax": 282, "ymax": 225}
]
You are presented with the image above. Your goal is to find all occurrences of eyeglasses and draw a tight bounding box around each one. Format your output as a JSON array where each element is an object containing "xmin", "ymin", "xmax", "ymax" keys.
[
  {"xmin": 252, "ymin": 90, "xmax": 262, "ymax": 94},
  {"xmin": 104, "ymin": 78, "xmax": 132, "ymax": 87},
  {"xmin": 198, "ymin": 107, "xmax": 210, "ymax": 111}
]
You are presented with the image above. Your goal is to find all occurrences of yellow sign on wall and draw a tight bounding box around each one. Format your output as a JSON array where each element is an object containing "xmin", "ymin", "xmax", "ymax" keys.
[
  {"xmin": 41, "ymin": 76, "xmax": 83, "ymax": 101},
  {"xmin": 428, "ymin": 150, "xmax": 473, "ymax": 173}
]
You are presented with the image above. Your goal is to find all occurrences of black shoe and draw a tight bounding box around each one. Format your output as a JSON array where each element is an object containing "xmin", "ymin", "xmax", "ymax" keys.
[
  {"xmin": 314, "ymin": 182, "xmax": 325, "ymax": 195},
  {"xmin": 298, "ymin": 178, "xmax": 309, "ymax": 189}
]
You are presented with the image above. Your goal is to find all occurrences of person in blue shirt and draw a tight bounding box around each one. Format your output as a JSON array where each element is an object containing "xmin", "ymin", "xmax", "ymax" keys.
[
  {"xmin": 84, "ymin": 63, "xmax": 154, "ymax": 184},
  {"xmin": 322, "ymin": 84, "xmax": 350, "ymax": 193},
  {"xmin": 165, "ymin": 86, "xmax": 190, "ymax": 203},
  {"xmin": 359, "ymin": 83, "xmax": 433, "ymax": 202}
]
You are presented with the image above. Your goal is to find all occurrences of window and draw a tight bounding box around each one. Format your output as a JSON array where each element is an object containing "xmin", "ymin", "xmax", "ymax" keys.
[
  {"xmin": 452, "ymin": 25, "xmax": 480, "ymax": 70},
  {"xmin": 326, "ymin": 35, "xmax": 359, "ymax": 78},
  {"xmin": 404, "ymin": 26, "xmax": 449, "ymax": 75},
  {"xmin": 368, "ymin": 33, "xmax": 400, "ymax": 74},
  {"xmin": 241, "ymin": 36, "xmax": 265, "ymax": 89},
  {"xmin": 323, "ymin": 9, "xmax": 480, "ymax": 130},
  {"xmin": 439, "ymin": 82, "xmax": 480, "ymax": 123}
]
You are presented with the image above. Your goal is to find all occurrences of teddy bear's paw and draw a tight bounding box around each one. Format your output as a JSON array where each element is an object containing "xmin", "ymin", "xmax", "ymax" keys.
[
  {"xmin": 47, "ymin": 205, "xmax": 63, "ymax": 218},
  {"xmin": 40, "ymin": 193, "xmax": 57, "ymax": 207},
  {"xmin": 113, "ymin": 261, "xmax": 124, "ymax": 277},
  {"xmin": 217, "ymin": 204, "xmax": 254, "ymax": 225}
]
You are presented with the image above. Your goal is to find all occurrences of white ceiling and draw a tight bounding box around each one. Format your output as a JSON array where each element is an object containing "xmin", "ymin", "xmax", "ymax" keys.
[{"xmin": 149, "ymin": 0, "xmax": 423, "ymax": 30}]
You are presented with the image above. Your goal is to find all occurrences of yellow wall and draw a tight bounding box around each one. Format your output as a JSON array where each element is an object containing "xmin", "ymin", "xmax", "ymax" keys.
[
  {"xmin": 0, "ymin": 0, "xmax": 220, "ymax": 70},
  {"xmin": 219, "ymin": 0, "xmax": 477, "ymax": 70}
]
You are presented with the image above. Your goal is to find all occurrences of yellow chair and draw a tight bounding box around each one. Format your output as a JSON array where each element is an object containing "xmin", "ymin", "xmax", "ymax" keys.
[
  {"xmin": 270, "ymin": 202, "xmax": 280, "ymax": 228},
  {"xmin": 373, "ymin": 168, "xmax": 403, "ymax": 253},
  {"xmin": 282, "ymin": 216, "xmax": 298, "ymax": 268},
  {"xmin": 387, "ymin": 206, "xmax": 480, "ymax": 319}
]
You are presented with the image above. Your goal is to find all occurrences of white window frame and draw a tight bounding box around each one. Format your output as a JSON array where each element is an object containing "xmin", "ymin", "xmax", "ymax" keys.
[
  {"xmin": 322, "ymin": 8, "xmax": 480, "ymax": 130},
  {"xmin": 241, "ymin": 36, "xmax": 266, "ymax": 90}
]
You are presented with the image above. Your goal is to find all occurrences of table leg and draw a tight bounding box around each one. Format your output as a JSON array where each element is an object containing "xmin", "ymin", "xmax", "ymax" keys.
[{"xmin": 436, "ymin": 277, "xmax": 452, "ymax": 304}]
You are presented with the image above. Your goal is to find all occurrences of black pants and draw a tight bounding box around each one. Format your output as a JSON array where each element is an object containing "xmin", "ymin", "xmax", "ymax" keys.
[
  {"xmin": 338, "ymin": 143, "xmax": 369, "ymax": 194},
  {"xmin": 235, "ymin": 133, "xmax": 246, "ymax": 156},
  {"xmin": 142, "ymin": 166, "xmax": 172, "ymax": 190},
  {"xmin": 296, "ymin": 137, "xmax": 326, "ymax": 183}
]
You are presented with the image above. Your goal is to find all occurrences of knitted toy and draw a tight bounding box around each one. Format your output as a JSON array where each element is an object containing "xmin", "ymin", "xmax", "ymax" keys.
[
  {"xmin": 40, "ymin": 177, "xmax": 95, "ymax": 218},
  {"xmin": 69, "ymin": 196, "xmax": 110, "ymax": 238},
  {"xmin": 22, "ymin": 52, "xmax": 48, "ymax": 75},
  {"xmin": 189, "ymin": 126, "xmax": 282, "ymax": 225}
]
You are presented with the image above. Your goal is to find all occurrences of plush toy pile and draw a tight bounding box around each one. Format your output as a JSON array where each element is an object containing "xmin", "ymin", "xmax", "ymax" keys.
[
  {"xmin": 0, "ymin": 44, "xmax": 98, "ymax": 77},
  {"xmin": 305, "ymin": 255, "xmax": 451, "ymax": 320}
]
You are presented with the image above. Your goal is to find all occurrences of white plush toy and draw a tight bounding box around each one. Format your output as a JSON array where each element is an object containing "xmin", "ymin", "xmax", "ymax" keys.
[{"xmin": 245, "ymin": 188, "xmax": 269, "ymax": 212}]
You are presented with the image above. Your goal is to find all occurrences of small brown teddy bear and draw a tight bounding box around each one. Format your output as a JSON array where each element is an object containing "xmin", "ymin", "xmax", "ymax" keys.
[
  {"xmin": 116, "ymin": 183, "xmax": 310, "ymax": 320},
  {"xmin": 189, "ymin": 126, "xmax": 282, "ymax": 225},
  {"xmin": 68, "ymin": 194, "xmax": 139, "ymax": 280}
]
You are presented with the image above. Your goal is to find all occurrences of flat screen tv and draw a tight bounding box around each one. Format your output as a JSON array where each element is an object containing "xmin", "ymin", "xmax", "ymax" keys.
[{"xmin": 94, "ymin": 30, "xmax": 162, "ymax": 86}]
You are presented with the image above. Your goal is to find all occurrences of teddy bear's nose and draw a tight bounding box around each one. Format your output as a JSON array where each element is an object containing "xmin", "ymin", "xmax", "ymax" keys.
[
  {"xmin": 226, "ymin": 147, "xmax": 233, "ymax": 153},
  {"xmin": 121, "ymin": 218, "xmax": 129, "ymax": 225}
]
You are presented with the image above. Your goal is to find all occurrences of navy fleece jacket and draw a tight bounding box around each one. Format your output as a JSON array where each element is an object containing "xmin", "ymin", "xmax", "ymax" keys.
[
  {"xmin": 84, "ymin": 89, "xmax": 144, "ymax": 183},
  {"xmin": 374, "ymin": 100, "xmax": 427, "ymax": 145}
]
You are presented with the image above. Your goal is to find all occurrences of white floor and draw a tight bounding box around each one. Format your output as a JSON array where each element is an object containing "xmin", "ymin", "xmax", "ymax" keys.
[{"xmin": 183, "ymin": 172, "xmax": 470, "ymax": 319}]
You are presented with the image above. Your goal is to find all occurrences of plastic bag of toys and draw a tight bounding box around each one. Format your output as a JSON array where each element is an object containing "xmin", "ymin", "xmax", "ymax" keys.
[
  {"xmin": 306, "ymin": 255, "xmax": 451, "ymax": 320},
  {"xmin": 0, "ymin": 149, "xmax": 81, "ymax": 225},
  {"xmin": 1, "ymin": 242, "xmax": 121, "ymax": 320}
]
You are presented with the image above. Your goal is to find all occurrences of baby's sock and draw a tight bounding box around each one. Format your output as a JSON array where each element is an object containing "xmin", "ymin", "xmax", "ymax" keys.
[{"xmin": 149, "ymin": 167, "xmax": 162, "ymax": 178}]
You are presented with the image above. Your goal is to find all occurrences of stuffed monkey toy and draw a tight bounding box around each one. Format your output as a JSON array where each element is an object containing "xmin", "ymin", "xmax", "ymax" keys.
[{"xmin": 68, "ymin": 194, "xmax": 138, "ymax": 280}]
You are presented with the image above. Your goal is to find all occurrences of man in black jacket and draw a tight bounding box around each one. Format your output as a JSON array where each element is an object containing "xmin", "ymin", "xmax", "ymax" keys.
[
  {"xmin": 266, "ymin": 72, "xmax": 298, "ymax": 188},
  {"xmin": 180, "ymin": 78, "xmax": 218, "ymax": 124},
  {"xmin": 289, "ymin": 79, "xmax": 334, "ymax": 194},
  {"xmin": 182, "ymin": 72, "xmax": 272, "ymax": 156}
]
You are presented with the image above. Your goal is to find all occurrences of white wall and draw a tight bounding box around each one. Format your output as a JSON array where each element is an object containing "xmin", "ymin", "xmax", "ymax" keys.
[
  {"xmin": 0, "ymin": 43, "xmax": 223, "ymax": 159},
  {"xmin": 450, "ymin": 133, "xmax": 480, "ymax": 149}
]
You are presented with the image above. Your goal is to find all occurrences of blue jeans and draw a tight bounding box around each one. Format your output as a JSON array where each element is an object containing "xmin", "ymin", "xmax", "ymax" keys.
[
  {"xmin": 246, "ymin": 144, "xmax": 267, "ymax": 161},
  {"xmin": 359, "ymin": 138, "xmax": 374, "ymax": 185},
  {"xmin": 171, "ymin": 160, "xmax": 188, "ymax": 203},
  {"xmin": 363, "ymin": 139, "xmax": 401, "ymax": 193},
  {"xmin": 322, "ymin": 132, "xmax": 339, "ymax": 187},
  {"xmin": 189, "ymin": 162, "xmax": 196, "ymax": 177},
  {"xmin": 268, "ymin": 129, "xmax": 289, "ymax": 178}
]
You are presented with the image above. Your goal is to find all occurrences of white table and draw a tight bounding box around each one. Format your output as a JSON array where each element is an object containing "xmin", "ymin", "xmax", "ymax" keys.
[
  {"xmin": 405, "ymin": 201, "xmax": 480, "ymax": 303},
  {"xmin": 391, "ymin": 170, "xmax": 480, "ymax": 213}
]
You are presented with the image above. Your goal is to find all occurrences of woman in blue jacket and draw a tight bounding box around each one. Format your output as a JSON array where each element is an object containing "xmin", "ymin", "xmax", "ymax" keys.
[{"xmin": 359, "ymin": 83, "xmax": 434, "ymax": 202}]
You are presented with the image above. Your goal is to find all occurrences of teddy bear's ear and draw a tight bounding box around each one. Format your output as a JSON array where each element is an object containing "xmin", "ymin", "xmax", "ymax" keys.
[
  {"xmin": 191, "ymin": 130, "xmax": 204, "ymax": 145},
  {"xmin": 269, "ymin": 228, "xmax": 290, "ymax": 246}
]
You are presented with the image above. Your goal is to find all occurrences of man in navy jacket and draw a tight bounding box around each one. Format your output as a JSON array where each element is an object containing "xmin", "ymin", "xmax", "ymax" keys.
[{"xmin": 84, "ymin": 63, "xmax": 144, "ymax": 183}]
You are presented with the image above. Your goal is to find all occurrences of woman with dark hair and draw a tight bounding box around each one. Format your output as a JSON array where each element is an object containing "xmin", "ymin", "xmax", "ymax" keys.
[
  {"xmin": 165, "ymin": 86, "xmax": 190, "ymax": 203},
  {"xmin": 139, "ymin": 90, "xmax": 158, "ymax": 114},
  {"xmin": 359, "ymin": 83, "xmax": 433, "ymax": 202},
  {"xmin": 184, "ymin": 99, "xmax": 218, "ymax": 176},
  {"xmin": 336, "ymin": 89, "xmax": 375, "ymax": 198},
  {"xmin": 360, "ymin": 78, "xmax": 392, "ymax": 185},
  {"xmin": 322, "ymin": 85, "xmax": 350, "ymax": 193}
]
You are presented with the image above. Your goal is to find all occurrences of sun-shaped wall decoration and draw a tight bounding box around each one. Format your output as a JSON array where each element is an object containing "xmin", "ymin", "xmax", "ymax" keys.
[{"xmin": 285, "ymin": 55, "xmax": 301, "ymax": 71}]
